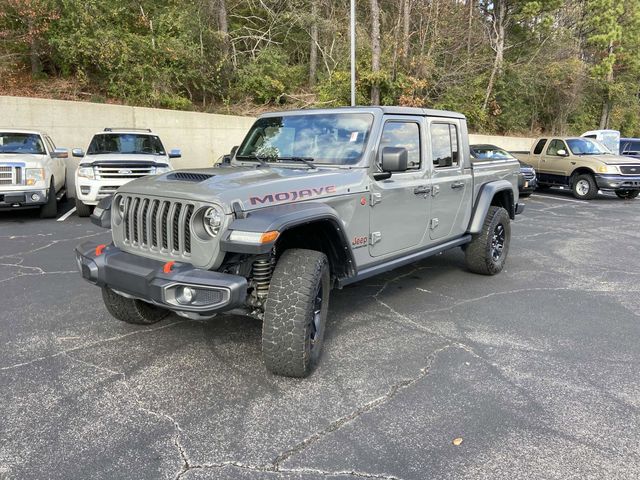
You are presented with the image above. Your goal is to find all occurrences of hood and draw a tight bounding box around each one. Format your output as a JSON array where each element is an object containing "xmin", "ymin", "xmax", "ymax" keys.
[
  {"xmin": 81, "ymin": 153, "xmax": 167, "ymax": 164},
  {"xmin": 0, "ymin": 154, "xmax": 45, "ymax": 164},
  {"xmin": 117, "ymin": 165, "xmax": 368, "ymax": 213},
  {"xmin": 518, "ymin": 160, "xmax": 534, "ymax": 169},
  {"xmin": 579, "ymin": 154, "xmax": 640, "ymax": 165}
]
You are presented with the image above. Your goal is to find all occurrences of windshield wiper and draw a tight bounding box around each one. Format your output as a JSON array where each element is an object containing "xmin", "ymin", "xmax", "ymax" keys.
[
  {"xmin": 235, "ymin": 154, "xmax": 271, "ymax": 167},
  {"xmin": 277, "ymin": 156, "xmax": 316, "ymax": 168}
]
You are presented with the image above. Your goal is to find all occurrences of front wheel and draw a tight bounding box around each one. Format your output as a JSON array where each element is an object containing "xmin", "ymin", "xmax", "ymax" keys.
[
  {"xmin": 572, "ymin": 174, "xmax": 598, "ymax": 200},
  {"xmin": 615, "ymin": 190, "xmax": 640, "ymax": 200},
  {"xmin": 262, "ymin": 249, "xmax": 331, "ymax": 378},
  {"xmin": 39, "ymin": 178, "xmax": 58, "ymax": 218},
  {"xmin": 465, "ymin": 206, "xmax": 511, "ymax": 275},
  {"xmin": 75, "ymin": 198, "xmax": 93, "ymax": 217},
  {"xmin": 101, "ymin": 287, "xmax": 169, "ymax": 324}
]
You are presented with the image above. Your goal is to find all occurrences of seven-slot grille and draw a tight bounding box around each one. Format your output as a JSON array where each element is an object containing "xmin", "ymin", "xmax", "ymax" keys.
[
  {"xmin": 522, "ymin": 170, "xmax": 536, "ymax": 181},
  {"xmin": 94, "ymin": 165, "xmax": 155, "ymax": 179},
  {"xmin": 0, "ymin": 166, "xmax": 22, "ymax": 185},
  {"xmin": 619, "ymin": 165, "xmax": 640, "ymax": 175},
  {"xmin": 121, "ymin": 195, "xmax": 194, "ymax": 256}
]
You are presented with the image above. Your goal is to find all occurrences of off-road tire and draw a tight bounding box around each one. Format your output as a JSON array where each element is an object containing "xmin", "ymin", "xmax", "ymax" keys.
[
  {"xmin": 571, "ymin": 173, "xmax": 598, "ymax": 200},
  {"xmin": 101, "ymin": 287, "xmax": 169, "ymax": 325},
  {"xmin": 39, "ymin": 178, "xmax": 58, "ymax": 219},
  {"xmin": 262, "ymin": 249, "xmax": 331, "ymax": 378},
  {"xmin": 465, "ymin": 206, "xmax": 511, "ymax": 275},
  {"xmin": 76, "ymin": 198, "xmax": 93, "ymax": 217},
  {"xmin": 615, "ymin": 190, "xmax": 640, "ymax": 200}
]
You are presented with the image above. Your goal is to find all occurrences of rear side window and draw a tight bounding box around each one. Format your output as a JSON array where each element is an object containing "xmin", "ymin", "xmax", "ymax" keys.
[
  {"xmin": 623, "ymin": 141, "xmax": 640, "ymax": 153},
  {"xmin": 533, "ymin": 139, "xmax": 547, "ymax": 155},
  {"xmin": 431, "ymin": 123, "xmax": 459, "ymax": 168}
]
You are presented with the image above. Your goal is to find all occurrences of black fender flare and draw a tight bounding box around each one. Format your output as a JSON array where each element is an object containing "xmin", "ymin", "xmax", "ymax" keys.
[
  {"xmin": 220, "ymin": 202, "xmax": 355, "ymax": 274},
  {"xmin": 467, "ymin": 180, "xmax": 515, "ymax": 234}
]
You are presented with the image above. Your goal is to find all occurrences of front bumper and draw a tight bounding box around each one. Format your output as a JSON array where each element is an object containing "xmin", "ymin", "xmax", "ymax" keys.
[
  {"xmin": 595, "ymin": 174, "xmax": 640, "ymax": 191},
  {"xmin": 75, "ymin": 241, "xmax": 248, "ymax": 316},
  {"xmin": 0, "ymin": 188, "xmax": 49, "ymax": 209},
  {"xmin": 75, "ymin": 177, "xmax": 132, "ymax": 206}
]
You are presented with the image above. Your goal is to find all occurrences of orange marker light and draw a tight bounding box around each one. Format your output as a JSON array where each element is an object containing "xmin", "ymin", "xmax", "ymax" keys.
[
  {"xmin": 260, "ymin": 231, "xmax": 280, "ymax": 243},
  {"xmin": 163, "ymin": 261, "xmax": 176, "ymax": 273},
  {"xmin": 95, "ymin": 244, "xmax": 106, "ymax": 256}
]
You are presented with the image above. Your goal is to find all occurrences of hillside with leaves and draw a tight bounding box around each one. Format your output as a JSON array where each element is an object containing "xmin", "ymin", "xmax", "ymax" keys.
[{"xmin": 2, "ymin": 0, "xmax": 640, "ymax": 136}]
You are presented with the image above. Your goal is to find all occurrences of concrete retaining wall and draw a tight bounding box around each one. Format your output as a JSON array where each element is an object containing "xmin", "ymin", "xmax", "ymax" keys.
[{"xmin": 0, "ymin": 96, "xmax": 536, "ymax": 197}]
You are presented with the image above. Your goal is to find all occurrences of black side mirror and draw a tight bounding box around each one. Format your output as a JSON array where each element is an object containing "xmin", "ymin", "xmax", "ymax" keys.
[
  {"xmin": 381, "ymin": 147, "xmax": 409, "ymax": 172},
  {"xmin": 230, "ymin": 145, "xmax": 239, "ymax": 157},
  {"xmin": 90, "ymin": 196, "xmax": 112, "ymax": 229}
]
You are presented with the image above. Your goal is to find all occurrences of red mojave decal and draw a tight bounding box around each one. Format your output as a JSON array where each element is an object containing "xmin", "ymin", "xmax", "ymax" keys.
[{"xmin": 249, "ymin": 186, "xmax": 337, "ymax": 206}]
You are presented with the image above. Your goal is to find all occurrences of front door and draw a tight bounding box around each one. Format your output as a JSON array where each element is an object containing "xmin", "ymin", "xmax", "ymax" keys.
[
  {"xmin": 429, "ymin": 120, "xmax": 472, "ymax": 241},
  {"xmin": 540, "ymin": 139, "xmax": 571, "ymax": 184},
  {"xmin": 369, "ymin": 117, "xmax": 430, "ymax": 257}
]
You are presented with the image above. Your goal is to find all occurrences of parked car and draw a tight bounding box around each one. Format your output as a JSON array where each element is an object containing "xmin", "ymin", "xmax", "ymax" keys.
[
  {"xmin": 620, "ymin": 138, "xmax": 640, "ymax": 159},
  {"xmin": 73, "ymin": 128, "xmax": 180, "ymax": 217},
  {"xmin": 513, "ymin": 136, "xmax": 640, "ymax": 199},
  {"xmin": 470, "ymin": 144, "xmax": 537, "ymax": 197},
  {"xmin": 78, "ymin": 106, "xmax": 523, "ymax": 377},
  {"xmin": 582, "ymin": 129, "xmax": 620, "ymax": 155},
  {"xmin": 0, "ymin": 129, "xmax": 67, "ymax": 218}
]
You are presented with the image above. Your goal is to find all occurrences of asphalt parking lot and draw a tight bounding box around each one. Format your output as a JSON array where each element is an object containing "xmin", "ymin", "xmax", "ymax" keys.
[{"xmin": 1, "ymin": 191, "xmax": 639, "ymax": 480}]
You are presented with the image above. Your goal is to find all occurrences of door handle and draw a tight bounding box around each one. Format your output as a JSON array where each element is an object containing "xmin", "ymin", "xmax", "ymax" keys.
[
  {"xmin": 414, "ymin": 185, "xmax": 431, "ymax": 195},
  {"xmin": 451, "ymin": 181, "xmax": 465, "ymax": 189}
]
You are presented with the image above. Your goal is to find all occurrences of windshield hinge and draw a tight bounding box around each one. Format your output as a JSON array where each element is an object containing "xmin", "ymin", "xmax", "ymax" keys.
[
  {"xmin": 370, "ymin": 192, "xmax": 382, "ymax": 206},
  {"xmin": 370, "ymin": 231, "xmax": 382, "ymax": 245}
]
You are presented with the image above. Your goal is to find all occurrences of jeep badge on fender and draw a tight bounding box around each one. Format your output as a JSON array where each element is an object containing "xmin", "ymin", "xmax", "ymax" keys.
[{"xmin": 76, "ymin": 107, "xmax": 524, "ymax": 378}]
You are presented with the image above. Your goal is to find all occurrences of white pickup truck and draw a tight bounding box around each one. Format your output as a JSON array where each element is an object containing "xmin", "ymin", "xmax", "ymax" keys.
[
  {"xmin": 73, "ymin": 128, "xmax": 179, "ymax": 216},
  {"xmin": 0, "ymin": 129, "xmax": 67, "ymax": 218}
]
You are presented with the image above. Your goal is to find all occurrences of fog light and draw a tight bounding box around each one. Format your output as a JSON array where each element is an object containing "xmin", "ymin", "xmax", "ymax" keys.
[
  {"xmin": 176, "ymin": 286, "xmax": 197, "ymax": 305},
  {"xmin": 31, "ymin": 193, "xmax": 40, "ymax": 201}
]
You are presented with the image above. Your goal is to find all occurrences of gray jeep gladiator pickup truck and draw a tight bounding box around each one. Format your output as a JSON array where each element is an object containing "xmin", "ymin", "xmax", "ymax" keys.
[{"xmin": 76, "ymin": 107, "xmax": 524, "ymax": 377}]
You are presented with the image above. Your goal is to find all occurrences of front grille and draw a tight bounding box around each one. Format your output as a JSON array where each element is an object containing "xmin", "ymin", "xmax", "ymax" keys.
[
  {"xmin": 0, "ymin": 166, "xmax": 21, "ymax": 185},
  {"xmin": 523, "ymin": 171, "xmax": 536, "ymax": 180},
  {"xmin": 121, "ymin": 195, "xmax": 194, "ymax": 256},
  {"xmin": 619, "ymin": 165, "xmax": 640, "ymax": 175},
  {"xmin": 94, "ymin": 165, "xmax": 154, "ymax": 179}
]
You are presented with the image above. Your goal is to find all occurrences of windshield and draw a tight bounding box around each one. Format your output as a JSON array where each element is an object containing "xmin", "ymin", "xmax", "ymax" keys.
[
  {"xmin": 567, "ymin": 138, "xmax": 610, "ymax": 155},
  {"xmin": 470, "ymin": 145, "xmax": 515, "ymax": 161},
  {"xmin": 87, "ymin": 134, "xmax": 165, "ymax": 155},
  {"xmin": 236, "ymin": 113, "xmax": 374, "ymax": 166},
  {"xmin": 0, "ymin": 133, "xmax": 45, "ymax": 154}
]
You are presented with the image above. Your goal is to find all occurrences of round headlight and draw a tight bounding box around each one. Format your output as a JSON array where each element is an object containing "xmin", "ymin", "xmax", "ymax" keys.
[{"xmin": 203, "ymin": 206, "xmax": 224, "ymax": 237}]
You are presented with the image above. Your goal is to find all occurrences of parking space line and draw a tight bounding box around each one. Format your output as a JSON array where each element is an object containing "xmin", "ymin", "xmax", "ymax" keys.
[
  {"xmin": 57, "ymin": 207, "xmax": 77, "ymax": 222},
  {"xmin": 532, "ymin": 195, "xmax": 587, "ymax": 204}
]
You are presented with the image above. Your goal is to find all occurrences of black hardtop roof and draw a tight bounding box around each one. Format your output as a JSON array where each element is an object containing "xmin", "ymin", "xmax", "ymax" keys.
[{"xmin": 261, "ymin": 106, "xmax": 466, "ymax": 120}]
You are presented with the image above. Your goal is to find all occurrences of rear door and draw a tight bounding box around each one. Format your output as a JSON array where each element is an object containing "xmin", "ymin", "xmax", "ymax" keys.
[
  {"xmin": 428, "ymin": 119, "xmax": 472, "ymax": 241},
  {"xmin": 527, "ymin": 138, "xmax": 547, "ymax": 170},
  {"xmin": 368, "ymin": 116, "xmax": 431, "ymax": 257}
]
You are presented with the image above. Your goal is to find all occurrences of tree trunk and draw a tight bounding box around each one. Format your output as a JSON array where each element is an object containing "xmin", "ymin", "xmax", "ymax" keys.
[
  {"xmin": 28, "ymin": 18, "xmax": 41, "ymax": 76},
  {"xmin": 217, "ymin": 0, "xmax": 229, "ymax": 57},
  {"xmin": 371, "ymin": 0, "xmax": 381, "ymax": 105},
  {"xmin": 599, "ymin": 40, "xmax": 615, "ymax": 129},
  {"xmin": 309, "ymin": 0, "xmax": 319, "ymax": 86},
  {"xmin": 401, "ymin": 0, "xmax": 411, "ymax": 64},
  {"xmin": 483, "ymin": 0, "xmax": 505, "ymax": 111},
  {"xmin": 466, "ymin": 0, "xmax": 473, "ymax": 55}
]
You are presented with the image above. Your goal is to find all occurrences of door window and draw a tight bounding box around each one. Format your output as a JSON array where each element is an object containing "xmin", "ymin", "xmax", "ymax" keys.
[
  {"xmin": 546, "ymin": 139, "xmax": 567, "ymax": 156},
  {"xmin": 431, "ymin": 123, "xmax": 459, "ymax": 168},
  {"xmin": 378, "ymin": 121, "xmax": 421, "ymax": 170},
  {"xmin": 533, "ymin": 139, "xmax": 547, "ymax": 154}
]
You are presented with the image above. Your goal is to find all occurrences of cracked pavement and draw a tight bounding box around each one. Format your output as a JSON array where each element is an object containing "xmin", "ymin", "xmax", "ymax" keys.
[{"xmin": 1, "ymin": 193, "xmax": 639, "ymax": 480}]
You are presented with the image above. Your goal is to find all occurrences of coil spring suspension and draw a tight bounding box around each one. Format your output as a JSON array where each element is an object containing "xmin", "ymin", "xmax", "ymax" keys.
[{"xmin": 252, "ymin": 259, "xmax": 273, "ymax": 299}]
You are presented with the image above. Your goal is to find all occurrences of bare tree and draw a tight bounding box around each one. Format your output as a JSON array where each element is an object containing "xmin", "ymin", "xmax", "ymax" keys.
[
  {"xmin": 483, "ymin": 0, "xmax": 506, "ymax": 110},
  {"xmin": 401, "ymin": 0, "xmax": 411, "ymax": 64},
  {"xmin": 309, "ymin": 0, "xmax": 319, "ymax": 86},
  {"xmin": 371, "ymin": 0, "xmax": 381, "ymax": 105}
]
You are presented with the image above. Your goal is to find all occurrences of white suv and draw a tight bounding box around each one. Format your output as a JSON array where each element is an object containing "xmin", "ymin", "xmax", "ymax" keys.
[
  {"xmin": 73, "ymin": 128, "xmax": 179, "ymax": 216},
  {"xmin": 0, "ymin": 129, "xmax": 67, "ymax": 218}
]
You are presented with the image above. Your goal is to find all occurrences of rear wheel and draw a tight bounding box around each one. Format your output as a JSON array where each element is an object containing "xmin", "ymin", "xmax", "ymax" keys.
[
  {"xmin": 262, "ymin": 249, "xmax": 330, "ymax": 378},
  {"xmin": 571, "ymin": 174, "xmax": 598, "ymax": 200},
  {"xmin": 39, "ymin": 178, "xmax": 58, "ymax": 218},
  {"xmin": 465, "ymin": 206, "xmax": 511, "ymax": 275},
  {"xmin": 615, "ymin": 190, "xmax": 640, "ymax": 200},
  {"xmin": 75, "ymin": 198, "xmax": 93, "ymax": 217},
  {"xmin": 101, "ymin": 287, "xmax": 169, "ymax": 324}
]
